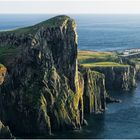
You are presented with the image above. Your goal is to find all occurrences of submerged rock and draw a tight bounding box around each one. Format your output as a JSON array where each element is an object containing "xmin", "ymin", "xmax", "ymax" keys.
[{"xmin": 106, "ymin": 96, "xmax": 121, "ymax": 103}]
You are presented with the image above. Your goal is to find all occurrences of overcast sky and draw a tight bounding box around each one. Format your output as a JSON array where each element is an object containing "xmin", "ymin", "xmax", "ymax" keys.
[{"xmin": 0, "ymin": 0, "xmax": 140, "ymax": 14}]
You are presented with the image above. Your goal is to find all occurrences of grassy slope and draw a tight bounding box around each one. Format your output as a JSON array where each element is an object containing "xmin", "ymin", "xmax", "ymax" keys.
[
  {"xmin": 78, "ymin": 50, "xmax": 119, "ymax": 63},
  {"xmin": 0, "ymin": 15, "xmax": 72, "ymax": 65},
  {"xmin": 82, "ymin": 62, "xmax": 128, "ymax": 68},
  {"xmin": 6, "ymin": 15, "xmax": 74, "ymax": 35},
  {"xmin": 78, "ymin": 50, "xmax": 129, "ymax": 68}
]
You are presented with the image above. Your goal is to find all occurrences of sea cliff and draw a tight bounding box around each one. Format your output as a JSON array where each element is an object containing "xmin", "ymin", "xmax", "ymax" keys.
[
  {"xmin": 79, "ymin": 51, "xmax": 137, "ymax": 91},
  {"xmin": 90, "ymin": 66, "xmax": 136, "ymax": 91},
  {"xmin": 0, "ymin": 15, "xmax": 85, "ymax": 137},
  {"xmin": 0, "ymin": 121, "xmax": 13, "ymax": 138},
  {"xmin": 79, "ymin": 66, "xmax": 106, "ymax": 114},
  {"xmin": 0, "ymin": 15, "xmax": 138, "ymax": 138},
  {"xmin": 0, "ymin": 15, "xmax": 107, "ymax": 138}
]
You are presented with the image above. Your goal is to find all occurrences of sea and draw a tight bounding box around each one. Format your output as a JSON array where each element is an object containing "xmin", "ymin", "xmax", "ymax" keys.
[{"xmin": 1, "ymin": 14, "xmax": 140, "ymax": 138}]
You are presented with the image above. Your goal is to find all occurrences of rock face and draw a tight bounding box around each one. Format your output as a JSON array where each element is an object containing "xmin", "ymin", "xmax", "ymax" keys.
[
  {"xmin": 135, "ymin": 63, "xmax": 140, "ymax": 80},
  {"xmin": 0, "ymin": 121, "xmax": 13, "ymax": 138},
  {"xmin": 80, "ymin": 67, "xmax": 106, "ymax": 114},
  {"xmin": 121, "ymin": 57, "xmax": 140, "ymax": 80},
  {"xmin": 0, "ymin": 16, "xmax": 84, "ymax": 137},
  {"xmin": 0, "ymin": 15, "xmax": 126, "ymax": 138},
  {"xmin": 91, "ymin": 66, "xmax": 136, "ymax": 91},
  {"xmin": 0, "ymin": 65, "xmax": 6, "ymax": 85}
]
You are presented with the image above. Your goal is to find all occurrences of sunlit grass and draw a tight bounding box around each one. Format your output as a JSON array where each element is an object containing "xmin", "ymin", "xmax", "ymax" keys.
[
  {"xmin": 81, "ymin": 62, "xmax": 129, "ymax": 68},
  {"xmin": 78, "ymin": 50, "xmax": 119, "ymax": 64}
]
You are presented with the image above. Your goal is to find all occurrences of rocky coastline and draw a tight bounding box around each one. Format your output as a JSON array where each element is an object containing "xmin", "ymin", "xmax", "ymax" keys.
[{"xmin": 0, "ymin": 15, "xmax": 139, "ymax": 138}]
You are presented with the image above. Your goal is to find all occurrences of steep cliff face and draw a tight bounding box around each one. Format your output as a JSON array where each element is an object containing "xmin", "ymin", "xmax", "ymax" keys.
[
  {"xmin": 135, "ymin": 63, "xmax": 140, "ymax": 79},
  {"xmin": 0, "ymin": 16, "xmax": 84, "ymax": 136},
  {"xmin": 91, "ymin": 66, "xmax": 136, "ymax": 91},
  {"xmin": 0, "ymin": 121, "xmax": 13, "ymax": 138},
  {"xmin": 79, "ymin": 66, "xmax": 106, "ymax": 114}
]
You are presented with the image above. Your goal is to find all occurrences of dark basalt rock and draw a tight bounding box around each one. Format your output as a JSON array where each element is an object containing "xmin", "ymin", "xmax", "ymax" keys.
[
  {"xmin": 79, "ymin": 66, "xmax": 107, "ymax": 114},
  {"xmin": 0, "ymin": 15, "xmax": 84, "ymax": 137},
  {"xmin": 90, "ymin": 66, "xmax": 136, "ymax": 91},
  {"xmin": 0, "ymin": 121, "xmax": 13, "ymax": 138},
  {"xmin": 0, "ymin": 15, "xmax": 123, "ymax": 138}
]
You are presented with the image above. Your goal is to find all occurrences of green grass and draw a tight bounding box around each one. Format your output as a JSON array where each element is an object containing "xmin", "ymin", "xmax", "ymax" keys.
[
  {"xmin": 0, "ymin": 16, "xmax": 74, "ymax": 65},
  {"xmin": 81, "ymin": 62, "xmax": 129, "ymax": 68},
  {"xmin": 78, "ymin": 50, "xmax": 126, "ymax": 68},
  {"xmin": 78, "ymin": 50, "xmax": 119, "ymax": 64},
  {"xmin": 5, "ymin": 15, "xmax": 74, "ymax": 35}
]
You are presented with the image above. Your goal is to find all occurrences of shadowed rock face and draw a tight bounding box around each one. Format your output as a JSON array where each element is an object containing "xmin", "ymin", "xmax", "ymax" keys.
[
  {"xmin": 79, "ymin": 66, "xmax": 106, "ymax": 114},
  {"xmin": 0, "ymin": 121, "xmax": 13, "ymax": 138},
  {"xmin": 0, "ymin": 15, "xmax": 111, "ymax": 138},
  {"xmin": 0, "ymin": 15, "xmax": 84, "ymax": 137}
]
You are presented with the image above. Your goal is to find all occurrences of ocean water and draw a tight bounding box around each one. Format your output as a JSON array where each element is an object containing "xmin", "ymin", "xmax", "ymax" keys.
[
  {"xmin": 1, "ymin": 14, "xmax": 140, "ymax": 138},
  {"xmin": 1, "ymin": 14, "xmax": 140, "ymax": 51},
  {"xmin": 49, "ymin": 84, "xmax": 140, "ymax": 139}
]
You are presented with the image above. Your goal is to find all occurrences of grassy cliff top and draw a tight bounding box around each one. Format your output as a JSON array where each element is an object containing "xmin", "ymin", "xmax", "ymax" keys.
[
  {"xmin": 78, "ymin": 50, "xmax": 119, "ymax": 64},
  {"xmin": 0, "ymin": 15, "xmax": 76, "ymax": 65},
  {"xmin": 81, "ymin": 62, "xmax": 129, "ymax": 68},
  {"xmin": 3, "ymin": 15, "xmax": 76, "ymax": 34},
  {"xmin": 78, "ymin": 50, "xmax": 129, "ymax": 68}
]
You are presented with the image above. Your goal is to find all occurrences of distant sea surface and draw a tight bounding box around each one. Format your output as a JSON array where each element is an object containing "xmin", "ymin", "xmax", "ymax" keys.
[
  {"xmin": 1, "ymin": 14, "xmax": 140, "ymax": 51},
  {"xmin": 1, "ymin": 14, "xmax": 140, "ymax": 139}
]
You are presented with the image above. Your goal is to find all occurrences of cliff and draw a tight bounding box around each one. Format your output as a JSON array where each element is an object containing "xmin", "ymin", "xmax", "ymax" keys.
[
  {"xmin": 78, "ymin": 50, "xmax": 137, "ymax": 91},
  {"xmin": 79, "ymin": 66, "xmax": 106, "ymax": 114},
  {"xmin": 0, "ymin": 121, "xmax": 13, "ymax": 138},
  {"xmin": 0, "ymin": 15, "xmax": 85, "ymax": 137},
  {"xmin": 90, "ymin": 66, "xmax": 136, "ymax": 91},
  {"xmin": 0, "ymin": 15, "xmax": 123, "ymax": 138},
  {"xmin": 121, "ymin": 57, "xmax": 140, "ymax": 80}
]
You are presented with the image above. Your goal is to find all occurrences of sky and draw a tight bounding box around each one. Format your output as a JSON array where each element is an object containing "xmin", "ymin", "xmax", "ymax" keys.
[{"xmin": 0, "ymin": 0, "xmax": 140, "ymax": 14}]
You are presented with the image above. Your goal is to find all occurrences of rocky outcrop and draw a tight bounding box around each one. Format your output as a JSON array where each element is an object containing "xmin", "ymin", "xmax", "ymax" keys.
[
  {"xmin": 135, "ymin": 63, "xmax": 140, "ymax": 79},
  {"xmin": 120, "ymin": 56, "xmax": 140, "ymax": 80},
  {"xmin": 0, "ymin": 121, "xmax": 13, "ymax": 138},
  {"xmin": 79, "ymin": 66, "xmax": 106, "ymax": 114},
  {"xmin": 0, "ymin": 15, "xmax": 85, "ymax": 137},
  {"xmin": 0, "ymin": 65, "xmax": 6, "ymax": 85},
  {"xmin": 90, "ymin": 66, "xmax": 136, "ymax": 91},
  {"xmin": 0, "ymin": 15, "xmax": 124, "ymax": 138}
]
